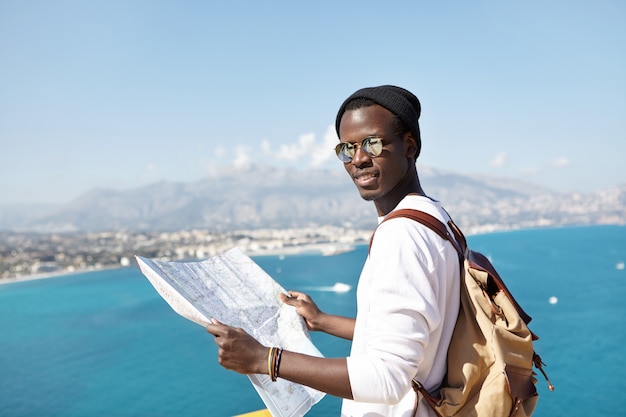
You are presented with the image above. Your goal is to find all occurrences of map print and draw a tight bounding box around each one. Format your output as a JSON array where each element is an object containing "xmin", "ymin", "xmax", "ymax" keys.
[{"xmin": 136, "ymin": 248, "xmax": 325, "ymax": 417}]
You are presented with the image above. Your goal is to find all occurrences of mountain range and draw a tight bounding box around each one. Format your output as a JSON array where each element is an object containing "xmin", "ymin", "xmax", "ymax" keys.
[{"xmin": 1, "ymin": 165, "xmax": 624, "ymax": 233}]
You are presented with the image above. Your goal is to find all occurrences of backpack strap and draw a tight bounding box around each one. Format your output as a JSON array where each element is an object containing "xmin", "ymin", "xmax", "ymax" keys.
[
  {"xmin": 370, "ymin": 208, "xmax": 465, "ymax": 257},
  {"xmin": 375, "ymin": 209, "xmax": 534, "ymax": 325}
]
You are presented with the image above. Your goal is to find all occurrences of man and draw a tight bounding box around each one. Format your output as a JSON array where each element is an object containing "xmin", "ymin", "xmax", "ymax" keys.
[{"xmin": 206, "ymin": 85, "xmax": 460, "ymax": 417}]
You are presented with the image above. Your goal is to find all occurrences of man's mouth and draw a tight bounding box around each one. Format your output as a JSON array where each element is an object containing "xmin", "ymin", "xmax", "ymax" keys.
[{"xmin": 353, "ymin": 172, "xmax": 379, "ymax": 188}]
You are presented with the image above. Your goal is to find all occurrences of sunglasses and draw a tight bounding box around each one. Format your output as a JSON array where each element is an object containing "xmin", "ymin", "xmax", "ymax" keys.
[{"xmin": 334, "ymin": 136, "xmax": 384, "ymax": 163}]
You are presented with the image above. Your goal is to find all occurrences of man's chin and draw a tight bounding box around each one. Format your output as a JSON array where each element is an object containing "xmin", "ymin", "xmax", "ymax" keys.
[{"xmin": 356, "ymin": 188, "xmax": 379, "ymax": 201}]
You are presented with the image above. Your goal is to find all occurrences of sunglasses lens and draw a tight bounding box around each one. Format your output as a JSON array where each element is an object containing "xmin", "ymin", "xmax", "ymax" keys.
[
  {"xmin": 335, "ymin": 137, "xmax": 384, "ymax": 162},
  {"xmin": 335, "ymin": 143, "xmax": 354, "ymax": 162},
  {"xmin": 363, "ymin": 137, "xmax": 383, "ymax": 157}
]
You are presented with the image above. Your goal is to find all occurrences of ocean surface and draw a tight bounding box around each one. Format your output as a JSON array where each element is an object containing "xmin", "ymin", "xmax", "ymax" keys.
[{"xmin": 1, "ymin": 225, "xmax": 624, "ymax": 417}]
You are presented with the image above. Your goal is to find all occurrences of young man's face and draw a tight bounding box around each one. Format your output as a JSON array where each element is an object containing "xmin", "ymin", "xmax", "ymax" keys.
[{"xmin": 338, "ymin": 104, "xmax": 417, "ymax": 206}]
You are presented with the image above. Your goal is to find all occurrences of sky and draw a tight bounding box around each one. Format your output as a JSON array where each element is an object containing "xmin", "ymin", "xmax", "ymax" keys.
[{"xmin": 1, "ymin": 0, "xmax": 624, "ymax": 205}]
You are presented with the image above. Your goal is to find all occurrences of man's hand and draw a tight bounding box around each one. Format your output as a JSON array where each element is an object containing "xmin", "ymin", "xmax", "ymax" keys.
[
  {"xmin": 281, "ymin": 291, "xmax": 355, "ymax": 340},
  {"xmin": 280, "ymin": 291, "xmax": 324, "ymax": 331},
  {"xmin": 206, "ymin": 319, "xmax": 267, "ymax": 375},
  {"xmin": 207, "ymin": 310, "xmax": 354, "ymax": 399}
]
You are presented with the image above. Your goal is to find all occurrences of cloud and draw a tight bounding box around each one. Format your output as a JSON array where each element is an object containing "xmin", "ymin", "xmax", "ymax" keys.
[
  {"xmin": 233, "ymin": 145, "xmax": 252, "ymax": 169},
  {"xmin": 550, "ymin": 157, "xmax": 571, "ymax": 168},
  {"xmin": 490, "ymin": 151, "xmax": 509, "ymax": 168},
  {"xmin": 225, "ymin": 124, "xmax": 339, "ymax": 170},
  {"xmin": 310, "ymin": 125, "xmax": 339, "ymax": 167},
  {"xmin": 270, "ymin": 125, "xmax": 338, "ymax": 168},
  {"xmin": 275, "ymin": 132, "xmax": 316, "ymax": 162}
]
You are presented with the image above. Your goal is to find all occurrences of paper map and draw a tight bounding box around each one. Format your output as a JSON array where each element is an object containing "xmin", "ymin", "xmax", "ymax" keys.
[{"xmin": 136, "ymin": 248, "xmax": 325, "ymax": 417}]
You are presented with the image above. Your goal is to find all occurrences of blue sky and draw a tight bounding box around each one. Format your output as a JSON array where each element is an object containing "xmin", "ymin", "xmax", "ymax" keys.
[{"xmin": 1, "ymin": 1, "xmax": 624, "ymax": 204}]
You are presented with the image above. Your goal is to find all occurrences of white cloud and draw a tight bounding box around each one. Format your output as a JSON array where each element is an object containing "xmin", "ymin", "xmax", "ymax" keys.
[
  {"xmin": 225, "ymin": 124, "xmax": 339, "ymax": 170},
  {"xmin": 271, "ymin": 125, "xmax": 338, "ymax": 168},
  {"xmin": 311, "ymin": 125, "xmax": 339, "ymax": 167},
  {"xmin": 275, "ymin": 132, "xmax": 316, "ymax": 162},
  {"xmin": 550, "ymin": 157, "xmax": 571, "ymax": 168},
  {"xmin": 490, "ymin": 151, "xmax": 509, "ymax": 168},
  {"xmin": 233, "ymin": 145, "xmax": 252, "ymax": 169}
]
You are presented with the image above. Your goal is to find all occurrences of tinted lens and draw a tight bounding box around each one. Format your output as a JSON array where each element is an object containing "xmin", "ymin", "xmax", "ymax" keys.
[
  {"xmin": 362, "ymin": 137, "xmax": 383, "ymax": 157},
  {"xmin": 334, "ymin": 137, "xmax": 384, "ymax": 162},
  {"xmin": 335, "ymin": 143, "xmax": 355, "ymax": 162}
]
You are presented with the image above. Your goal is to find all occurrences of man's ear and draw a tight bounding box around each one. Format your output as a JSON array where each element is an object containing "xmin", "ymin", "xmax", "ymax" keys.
[{"xmin": 404, "ymin": 133, "xmax": 418, "ymax": 159}]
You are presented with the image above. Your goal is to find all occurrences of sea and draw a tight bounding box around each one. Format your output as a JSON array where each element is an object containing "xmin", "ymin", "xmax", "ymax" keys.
[{"xmin": 1, "ymin": 225, "xmax": 624, "ymax": 417}]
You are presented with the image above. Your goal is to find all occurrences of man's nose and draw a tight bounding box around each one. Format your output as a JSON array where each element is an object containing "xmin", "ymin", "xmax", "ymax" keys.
[{"xmin": 350, "ymin": 145, "xmax": 372, "ymax": 167}]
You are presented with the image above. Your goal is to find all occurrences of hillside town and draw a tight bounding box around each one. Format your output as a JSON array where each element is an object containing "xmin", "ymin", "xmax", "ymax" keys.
[
  {"xmin": 2, "ymin": 181, "xmax": 624, "ymax": 283},
  {"xmin": 0, "ymin": 227, "xmax": 372, "ymax": 282}
]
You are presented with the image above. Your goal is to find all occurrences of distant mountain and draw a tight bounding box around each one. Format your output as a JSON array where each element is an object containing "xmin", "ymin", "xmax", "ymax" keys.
[{"xmin": 1, "ymin": 165, "xmax": 624, "ymax": 233}]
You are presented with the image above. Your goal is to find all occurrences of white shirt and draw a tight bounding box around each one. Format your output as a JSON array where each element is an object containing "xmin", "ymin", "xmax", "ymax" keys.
[{"xmin": 341, "ymin": 195, "xmax": 460, "ymax": 417}]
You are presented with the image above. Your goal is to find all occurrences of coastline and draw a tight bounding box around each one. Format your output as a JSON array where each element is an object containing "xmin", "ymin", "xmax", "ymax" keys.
[
  {"xmin": 4, "ymin": 224, "xmax": 622, "ymax": 286},
  {"xmin": 0, "ymin": 242, "xmax": 359, "ymax": 286},
  {"xmin": 0, "ymin": 265, "xmax": 124, "ymax": 286}
]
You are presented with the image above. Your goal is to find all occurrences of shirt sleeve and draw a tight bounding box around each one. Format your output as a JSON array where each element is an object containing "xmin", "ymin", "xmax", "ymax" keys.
[{"xmin": 347, "ymin": 217, "xmax": 448, "ymax": 404}]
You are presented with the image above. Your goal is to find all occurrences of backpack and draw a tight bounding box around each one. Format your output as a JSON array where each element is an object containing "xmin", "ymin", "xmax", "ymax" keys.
[{"xmin": 375, "ymin": 209, "xmax": 554, "ymax": 417}]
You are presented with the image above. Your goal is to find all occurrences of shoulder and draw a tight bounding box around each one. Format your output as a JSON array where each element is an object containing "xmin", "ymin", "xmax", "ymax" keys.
[
  {"xmin": 392, "ymin": 194, "xmax": 451, "ymax": 225},
  {"xmin": 375, "ymin": 216, "xmax": 446, "ymax": 256},
  {"xmin": 369, "ymin": 197, "xmax": 461, "ymax": 276},
  {"xmin": 375, "ymin": 195, "xmax": 452, "ymax": 249}
]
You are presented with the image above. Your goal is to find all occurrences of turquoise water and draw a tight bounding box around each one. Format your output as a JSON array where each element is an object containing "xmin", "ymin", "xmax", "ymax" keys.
[{"xmin": 1, "ymin": 226, "xmax": 624, "ymax": 416}]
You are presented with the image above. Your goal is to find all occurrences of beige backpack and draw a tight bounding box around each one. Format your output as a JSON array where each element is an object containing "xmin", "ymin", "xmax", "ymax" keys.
[{"xmin": 377, "ymin": 209, "xmax": 554, "ymax": 417}]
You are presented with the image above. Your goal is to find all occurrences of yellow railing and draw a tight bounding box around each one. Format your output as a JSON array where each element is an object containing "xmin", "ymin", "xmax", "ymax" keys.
[{"xmin": 233, "ymin": 409, "xmax": 272, "ymax": 417}]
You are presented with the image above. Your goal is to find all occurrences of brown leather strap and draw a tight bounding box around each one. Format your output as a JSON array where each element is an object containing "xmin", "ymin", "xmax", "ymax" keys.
[
  {"xmin": 371, "ymin": 209, "xmax": 464, "ymax": 257},
  {"xmin": 412, "ymin": 379, "xmax": 444, "ymax": 417},
  {"xmin": 382, "ymin": 209, "xmax": 532, "ymax": 324}
]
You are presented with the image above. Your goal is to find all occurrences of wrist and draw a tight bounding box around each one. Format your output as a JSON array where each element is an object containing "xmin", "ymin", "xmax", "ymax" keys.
[
  {"xmin": 309, "ymin": 312, "xmax": 329, "ymax": 332},
  {"xmin": 267, "ymin": 347, "xmax": 284, "ymax": 381},
  {"xmin": 312, "ymin": 312, "xmax": 333, "ymax": 332}
]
